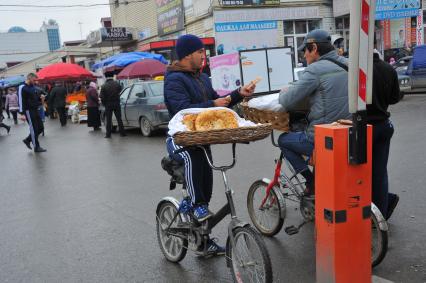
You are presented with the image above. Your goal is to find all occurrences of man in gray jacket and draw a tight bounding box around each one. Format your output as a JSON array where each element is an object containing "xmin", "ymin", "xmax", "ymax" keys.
[{"xmin": 279, "ymin": 30, "xmax": 351, "ymax": 196}]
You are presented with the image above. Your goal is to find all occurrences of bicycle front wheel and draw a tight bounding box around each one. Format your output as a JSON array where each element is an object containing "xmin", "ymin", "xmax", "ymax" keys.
[
  {"xmin": 228, "ymin": 226, "xmax": 273, "ymax": 283},
  {"xmin": 156, "ymin": 201, "xmax": 188, "ymax": 263},
  {"xmin": 247, "ymin": 180, "xmax": 285, "ymax": 237}
]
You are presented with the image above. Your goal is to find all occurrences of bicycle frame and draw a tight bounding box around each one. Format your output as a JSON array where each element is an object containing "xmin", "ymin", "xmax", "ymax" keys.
[
  {"xmin": 163, "ymin": 143, "xmax": 248, "ymax": 242},
  {"xmin": 259, "ymin": 132, "xmax": 308, "ymax": 209}
]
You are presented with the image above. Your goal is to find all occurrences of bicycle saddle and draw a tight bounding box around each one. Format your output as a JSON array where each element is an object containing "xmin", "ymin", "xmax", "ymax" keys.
[{"xmin": 161, "ymin": 156, "xmax": 185, "ymax": 186}]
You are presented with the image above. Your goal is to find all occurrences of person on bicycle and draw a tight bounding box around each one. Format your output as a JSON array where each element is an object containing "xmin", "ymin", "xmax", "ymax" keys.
[
  {"xmin": 164, "ymin": 34, "xmax": 255, "ymax": 253},
  {"xmin": 278, "ymin": 29, "xmax": 351, "ymax": 196}
]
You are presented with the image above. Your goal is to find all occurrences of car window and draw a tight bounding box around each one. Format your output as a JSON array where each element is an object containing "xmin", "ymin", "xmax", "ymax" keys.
[
  {"xmin": 120, "ymin": 87, "xmax": 131, "ymax": 103},
  {"xmin": 127, "ymin": 84, "xmax": 144, "ymax": 103},
  {"xmin": 148, "ymin": 82, "xmax": 164, "ymax": 97}
]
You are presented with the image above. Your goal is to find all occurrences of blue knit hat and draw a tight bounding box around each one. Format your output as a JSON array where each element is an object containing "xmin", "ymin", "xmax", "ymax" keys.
[{"xmin": 175, "ymin": 34, "xmax": 204, "ymax": 60}]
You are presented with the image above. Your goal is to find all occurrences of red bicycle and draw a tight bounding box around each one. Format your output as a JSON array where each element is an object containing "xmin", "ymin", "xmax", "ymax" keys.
[{"xmin": 246, "ymin": 131, "xmax": 389, "ymax": 267}]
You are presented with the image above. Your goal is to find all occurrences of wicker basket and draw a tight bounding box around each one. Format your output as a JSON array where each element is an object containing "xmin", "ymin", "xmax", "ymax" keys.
[
  {"xmin": 174, "ymin": 124, "xmax": 272, "ymax": 146},
  {"xmin": 240, "ymin": 101, "xmax": 290, "ymax": 132}
]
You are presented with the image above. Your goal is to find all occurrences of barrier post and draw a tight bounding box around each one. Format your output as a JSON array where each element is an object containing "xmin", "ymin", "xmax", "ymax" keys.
[
  {"xmin": 315, "ymin": 124, "xmax": 372, "ymax": 283},
  {"xmin": 315, "ymin": 0, "xmax": 375, "ymax": 280}
]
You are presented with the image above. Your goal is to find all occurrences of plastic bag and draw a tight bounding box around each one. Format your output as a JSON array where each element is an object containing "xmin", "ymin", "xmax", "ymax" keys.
[{"xmin": 247, "ymin": 92, "xmax": 284, "ymax": 112}]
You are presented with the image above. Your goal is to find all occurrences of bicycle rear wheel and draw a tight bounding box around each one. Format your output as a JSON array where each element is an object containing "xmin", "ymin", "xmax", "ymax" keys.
[
  {"xmin": 247, "ymin": 180, "xmax": 285, "ymax": 237},
  {"xmin": 228, "ymin": 226, "xmax": 273, "ymax": 283},
  {"xmin": 371, "ymin": 206, "xmax": 388, "ymax": 267},
  {"xmin": 156, "ymin": 201, "xmax": 188, "ymax": 262}
]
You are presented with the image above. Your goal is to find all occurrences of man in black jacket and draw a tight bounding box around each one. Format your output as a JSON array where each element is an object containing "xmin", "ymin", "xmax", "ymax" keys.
[
  {"xmin": 18, "ymin": 73, "xmax": 46, "ymax": 152},
  {"xmin": 49, "ymin": 82, "xmax": 68, "ymax": 126},
  {"xmin": 100, "ymin": 75, "xmax": 126, "ymax": 138},
  {"xmin": 368, "ymin": 49, "xmax": 403, "ymax": 220}
]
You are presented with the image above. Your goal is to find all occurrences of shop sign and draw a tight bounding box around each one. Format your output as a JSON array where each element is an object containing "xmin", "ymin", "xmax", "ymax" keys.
[
  {"xmin": 417, "ymin": 10, "xmax": 424, "ymax": 45},
  {"xmin": 101, "ymin": 27, "xmax": 133, "ymax": 41},
  {"xmin": 156, "ymin": 0, "xmax": 184, "ymax": 36},
  {"xmin": 214, "ymin": 6, "xmax": 320, "ymax": 22},
  {"xmin": 210, "ymin": 52, "xmax": 241, "ymax": 96},
  {"xmin": 376, "ymin": 0, "xmax": 420, "ymax": 20},
  {"xmin": 221, "ymin": 0, "xmax": 280, "ymax": 6},
  {"xmin": 382, "ymin": 20, "xmax": 392, "ymax": 50},
  {"xmin": 214, "ymin": 20, "xmax": 278, "ymax": 54}
]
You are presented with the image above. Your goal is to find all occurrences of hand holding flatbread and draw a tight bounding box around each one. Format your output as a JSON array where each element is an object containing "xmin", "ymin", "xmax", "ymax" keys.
[{"xmin": 240, "ymin": 76, "xmax": 261, "ymax": 97}]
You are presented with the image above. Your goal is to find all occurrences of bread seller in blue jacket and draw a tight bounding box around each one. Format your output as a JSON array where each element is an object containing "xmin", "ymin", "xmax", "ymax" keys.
[{"xmin": 164, "ymin": 34, "xmax": 255, "ymax": 256}]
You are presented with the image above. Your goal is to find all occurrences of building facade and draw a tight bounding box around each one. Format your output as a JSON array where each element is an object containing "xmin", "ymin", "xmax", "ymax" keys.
[
  {"xmin": 0, "ymin": 20, "xmax": 61, "ymax": 70},
  {"xmin": 41, "ymin": 20, "xmax": 61, "ymax": 51},
  {"xmin": 108, "ymin": 0, "xmax": 336, "ymax": 64}
]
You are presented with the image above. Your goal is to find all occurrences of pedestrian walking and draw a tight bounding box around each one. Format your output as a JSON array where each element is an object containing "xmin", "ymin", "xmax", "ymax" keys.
[
  {"xmin": 18, "ymin": 73, "xmax": 46, "ymax": 153},
  {"xmin": 2, "ymin": 89, "xmax": 11, "ymax": 119},
  {"xmin": 50, "ymin": 82, "xmax": 68, "ymax": 126},
  {"xmin": 100, "ymin": 75, "xmax": 126, "ymax": 138},
  {"xmin": 5, "ymin": 87, "xmax": 19, "ymax": 124},
  {"xmin": 86, "ymin": 82, "xmax": 101, "ymax": 131},
  {"xmin": 0, "ymin": 93, "xmax": 11, "ymax": 134},
  {"xmin": 367, "ymin": 47, "xmax": 403, "ymax": 220}
]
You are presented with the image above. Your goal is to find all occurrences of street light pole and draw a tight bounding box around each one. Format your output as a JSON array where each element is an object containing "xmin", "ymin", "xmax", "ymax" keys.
[{"xmin": 78, "ymin": 22, "xmax": 83, "ymax": 40}]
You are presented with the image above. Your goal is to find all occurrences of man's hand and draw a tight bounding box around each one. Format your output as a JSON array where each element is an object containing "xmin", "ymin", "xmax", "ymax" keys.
[
  {"xmin": 214, "ymin": 97, "xmax": 230, "ymax": 107},
  {"xmin": 239, "ymin": 83, "xmax": 256, "ymax": 97}
]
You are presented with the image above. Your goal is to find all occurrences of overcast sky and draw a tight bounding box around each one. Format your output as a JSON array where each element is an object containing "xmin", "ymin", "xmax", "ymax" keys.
[{"xmin": 0, "ymin": 0, "xmax": 111, "ymax": 42}]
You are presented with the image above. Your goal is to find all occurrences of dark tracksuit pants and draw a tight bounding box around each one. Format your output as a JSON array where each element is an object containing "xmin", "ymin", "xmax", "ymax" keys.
[
  {"xmin": 372, "ymin": 119, "xmax": 397, "ymax": 218},
  {"xmin": 56, "ymin": 107, "xmax": 67, "ymax": 126},
  {"xmin": 24, "ymin": 109, "xmax": 44, "ymax": 148},
  {"xmin": 167, "ymin": 137, "xmax": 213, "ymax": 205},
  {"xmin": 105, "ymin": 105, "xmax": 125, "ymax": 136}
]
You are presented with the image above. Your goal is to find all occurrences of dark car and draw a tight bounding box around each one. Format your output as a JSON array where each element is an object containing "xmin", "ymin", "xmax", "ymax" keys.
[
  {"xmin": 393, "ymin": 45, "xmax": 426, "ymax": 93},
  {"xmin": 106, "ymin": 80, "xmax": 169, "ymax": 136}
]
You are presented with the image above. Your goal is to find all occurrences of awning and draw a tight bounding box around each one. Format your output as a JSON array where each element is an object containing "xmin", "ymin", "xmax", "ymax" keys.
[{"xmin": 91, "ymin": 52, "xmax": 168, "ymax": 71}]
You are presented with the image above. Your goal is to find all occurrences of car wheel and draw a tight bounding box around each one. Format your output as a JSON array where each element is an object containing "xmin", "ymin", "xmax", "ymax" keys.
[{"xmin": 140, "ymin": 117, "xmax": 153, "ymax": 137}]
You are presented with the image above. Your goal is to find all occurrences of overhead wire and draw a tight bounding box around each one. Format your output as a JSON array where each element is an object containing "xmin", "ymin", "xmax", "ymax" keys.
[{"xmin": 0, "ymin": 0, "xmax": 151, "ymax": 9}]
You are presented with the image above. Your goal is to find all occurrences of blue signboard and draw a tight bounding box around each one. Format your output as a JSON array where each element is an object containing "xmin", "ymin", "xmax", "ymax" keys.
[{"xmin": 376, "ymin": 0, "xmax": 420, "ymax": 20}]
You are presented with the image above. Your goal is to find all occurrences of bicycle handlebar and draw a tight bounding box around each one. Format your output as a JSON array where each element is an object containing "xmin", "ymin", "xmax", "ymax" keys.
[{"xmin": 173, "ymin": 143, "xmax": 237, "ymax": 171}]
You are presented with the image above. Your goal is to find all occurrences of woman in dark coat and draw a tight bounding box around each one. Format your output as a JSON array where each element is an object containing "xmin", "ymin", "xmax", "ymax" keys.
[{"xmin": 86, "ymin": 82, "xmax": 101, "ymax": 131}]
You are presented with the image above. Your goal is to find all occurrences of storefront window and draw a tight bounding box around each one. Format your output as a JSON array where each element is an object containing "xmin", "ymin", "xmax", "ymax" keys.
[
  {"xmin": 295, "ymin": 21, "xmax": 307, "ymax": 34},
  {"xmin": 308, "ymin": 20, "xmax": 321, "ymax": 32},
  {"xmin": 284, "ymin": 19, "xmax": 322, "ymax": 65},
  {"xmin": 335, "ymin": 18, "xmax": 344, "ymax": 30},
  {"xmin": 336, "ymin": 16, "xmax": 350, "ymax": 52},
  {"xmin": 344, "ymin": 16, "xmax": 350, "ymax": 29},
  {"xmin": 284, "ymin": 21, "xmax": 294, "ymax": 34}
]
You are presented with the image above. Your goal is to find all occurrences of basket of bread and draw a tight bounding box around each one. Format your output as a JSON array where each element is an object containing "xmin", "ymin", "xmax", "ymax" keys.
[
  {"xmin": 240, "ymin": 92, "xmax": 290, "ymax": 132},
  {"xmin": 168, "ymin": 107, "xmax": 272, "ymax": 146}
]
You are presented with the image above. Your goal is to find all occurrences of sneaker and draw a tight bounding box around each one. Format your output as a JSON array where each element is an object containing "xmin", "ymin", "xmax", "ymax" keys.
[
  {"xmin": 386, "ymin": 194, "xmax": 399, "ymax": 220},
  {"xmin": 195, "ymin": 238, "xmax": 225, "ymax": 256},
  {"xmin": 34, "ymin": 147, "xmax": 47, "ymax": 153},
  {"xmin": 23, "ymin": 139, "xmax": 32, "ymax": 150},
  {"xmin": 193, "ymin": 204, "xmax": 212, "ymax": 222},
  {"xmin": 6, "ymin": 125, "xmax": 11, "ymax": 134},
  {"xmin": 104, "ymin": 135, "xmax": 111, "ymax": 139}
]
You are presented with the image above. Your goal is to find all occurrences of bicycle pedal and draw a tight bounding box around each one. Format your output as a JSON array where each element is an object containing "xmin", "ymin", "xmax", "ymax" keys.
[{"xmin": 285, "ymin": 225, "xmax": 299, "ymax": 235}]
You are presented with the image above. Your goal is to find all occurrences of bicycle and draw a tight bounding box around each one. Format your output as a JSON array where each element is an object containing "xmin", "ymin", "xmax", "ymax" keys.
[
  {"xmin": 156, "ymin": 143, "xmax": 273, "ymax": 283},
  {"xmin": 246, "ymin": 131, "xmax": 389, "ymax": 267}
]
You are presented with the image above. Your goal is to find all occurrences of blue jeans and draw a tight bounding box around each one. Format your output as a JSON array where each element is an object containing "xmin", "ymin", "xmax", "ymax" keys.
[{"xmin": 278, "ymin": 132, "xmax": 314, "ymax": 185}]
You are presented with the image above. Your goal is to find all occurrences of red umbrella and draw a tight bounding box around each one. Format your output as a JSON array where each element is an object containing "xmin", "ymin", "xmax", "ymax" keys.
[
  {"xmin": 37, "ymin": 62, "xmax": 95, "ymax": 82},
  {"xmin": 116, "ymin": 59, "xmax": 167, "ymax": 79}
]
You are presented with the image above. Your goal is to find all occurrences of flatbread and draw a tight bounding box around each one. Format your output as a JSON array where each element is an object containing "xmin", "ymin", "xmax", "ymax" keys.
[
  {"xmin": 194, "ymin": 109, "xmax": 238, "ymax": 131},
  {"xmin": 182, "ymin": 114, "xmax": 198, "ymax": 131}
]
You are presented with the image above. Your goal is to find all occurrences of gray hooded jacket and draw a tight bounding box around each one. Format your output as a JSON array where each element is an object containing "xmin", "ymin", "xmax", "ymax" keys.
[{"xmin": 279, "ymin": 50, "xmax": 351, "ymax": 142}]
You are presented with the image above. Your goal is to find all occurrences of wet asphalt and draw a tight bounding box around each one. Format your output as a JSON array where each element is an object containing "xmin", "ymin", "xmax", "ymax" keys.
[{"xmin": 0, "ymin": 95, "xmax": 425, "ymax": 282}]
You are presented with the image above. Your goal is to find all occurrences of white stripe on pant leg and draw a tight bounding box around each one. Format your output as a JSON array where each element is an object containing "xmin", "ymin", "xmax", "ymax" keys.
[
  {"xmin": 170, "ymin": 138, "xmax": 196, "ymax": 203},
  {"xmin": 26, "ymin": 110, "xmax": 36, "ymax": 146}
]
